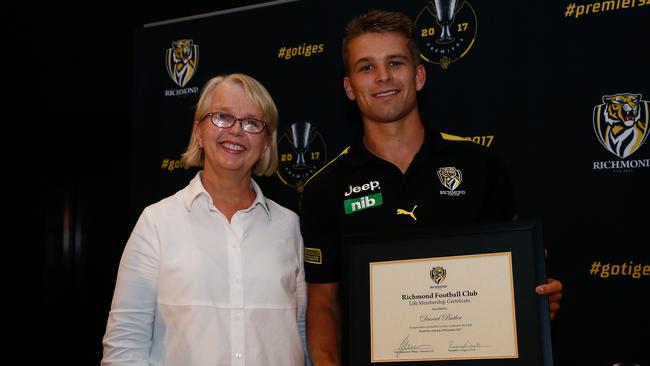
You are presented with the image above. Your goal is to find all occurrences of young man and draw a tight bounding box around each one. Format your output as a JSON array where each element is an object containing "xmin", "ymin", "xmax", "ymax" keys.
[{"xmin": 299, "ymin": 9, "xmax": 562, "ymax": 365}]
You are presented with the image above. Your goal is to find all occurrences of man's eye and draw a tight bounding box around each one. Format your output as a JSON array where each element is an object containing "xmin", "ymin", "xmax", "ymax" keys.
[{"xmin": 359, "ymin": 64, "xmax": 373, "ymax": 72}]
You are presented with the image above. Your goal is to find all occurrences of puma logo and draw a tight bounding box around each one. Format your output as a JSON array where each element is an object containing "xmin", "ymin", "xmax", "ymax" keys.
[{"xmin": 396, "ymin": 205, "xmax": 417, "ymax": 221}]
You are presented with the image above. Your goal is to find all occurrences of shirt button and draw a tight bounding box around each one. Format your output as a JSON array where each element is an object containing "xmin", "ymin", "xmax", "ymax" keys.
[
  {"xmin": 234, "ymin": 314, "xmax": 241, "ymax": 320},
  {"xmin": 234, "ymin": 277, "xmax": 241, "ymax": 283},
  {"xmin": 234, "ymin": 352, "xmax": 242, "ymax": 359}
]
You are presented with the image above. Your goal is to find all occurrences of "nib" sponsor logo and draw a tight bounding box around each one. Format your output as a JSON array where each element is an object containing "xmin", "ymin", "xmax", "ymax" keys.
[{"xmin": 344, "ymin": 193, "xmax": 383, "ymax": 214}]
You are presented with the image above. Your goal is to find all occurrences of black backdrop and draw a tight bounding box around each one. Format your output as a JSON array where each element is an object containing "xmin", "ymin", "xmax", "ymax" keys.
[{"xmin": 39, "ymin": 0, "xmax": 648, "ymax": 365}]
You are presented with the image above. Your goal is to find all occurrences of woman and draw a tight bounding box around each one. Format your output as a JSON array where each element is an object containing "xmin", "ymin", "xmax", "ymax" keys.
[{"xmin": 102, "ymin": 74, "xmax": 306, "ymax": 365}]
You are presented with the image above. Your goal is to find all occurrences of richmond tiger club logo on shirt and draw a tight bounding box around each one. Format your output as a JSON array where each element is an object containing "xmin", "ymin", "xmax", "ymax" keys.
[
  {"xmin": 343, "ymin": 180, "xmax": 383, "ymax": 214},
  {"xmin": 437, "ymin": 167, "xmax": 466, "ymax": 196}
]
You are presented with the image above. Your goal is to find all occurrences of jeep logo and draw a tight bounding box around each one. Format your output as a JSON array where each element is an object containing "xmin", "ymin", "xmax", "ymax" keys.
[{"xmin": 344, "ymin": 180, "xmax": 380, "ymax": 197}]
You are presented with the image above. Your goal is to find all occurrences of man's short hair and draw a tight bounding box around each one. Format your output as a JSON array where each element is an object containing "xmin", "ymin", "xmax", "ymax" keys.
[{"xmin": 342, "ymin": 9, "xmax": 421, "ymax": 75}]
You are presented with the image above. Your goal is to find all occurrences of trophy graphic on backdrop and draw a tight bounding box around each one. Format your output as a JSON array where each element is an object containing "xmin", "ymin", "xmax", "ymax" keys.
[
  {"xmin": 428, "ymin": 0, "xmax": 460, "ymax": 43},
  {"xmin": 290, "ymin": 122, "xmax": 313, "ymax": 169},
  {"xmin": 277, "ymin": 121, "xmax": 327, "ymax": 191},
  {"xmin": 415, "ymin": 0, "xmax": 477, "ymax": 69}
]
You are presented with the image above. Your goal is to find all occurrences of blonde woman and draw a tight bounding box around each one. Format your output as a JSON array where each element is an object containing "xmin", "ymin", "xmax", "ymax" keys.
[{"xmin": 102, "ymin": 74, "xmax": 305, "ymax": 365}]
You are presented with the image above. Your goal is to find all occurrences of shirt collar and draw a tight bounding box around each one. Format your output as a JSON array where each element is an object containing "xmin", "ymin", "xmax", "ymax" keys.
[
  {"xmin": 348, "ymin": 126, "xmax": 443, "ymax": 167},
  {"xmin": 183, "ymin": 171, "xmax": 272, "ymax": 221},
  {"xmin": 249, "ymin": 178, "xmax": 272, "ymax": 220}
]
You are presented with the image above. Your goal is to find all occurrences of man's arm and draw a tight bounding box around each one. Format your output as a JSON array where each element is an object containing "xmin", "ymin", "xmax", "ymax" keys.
[
  {"xmin": 307, "ymin": 282, "xmax": 341, "ymax": 366},
  {"xmin": 479, "ymin": 151, "xmax": 563, "ymax": 320}
]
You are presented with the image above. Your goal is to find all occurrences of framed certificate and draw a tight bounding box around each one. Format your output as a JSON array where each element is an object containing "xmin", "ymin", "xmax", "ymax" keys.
[{"xmin": 344, "ymin": 221, "xmax": 553, "ymax": 365}]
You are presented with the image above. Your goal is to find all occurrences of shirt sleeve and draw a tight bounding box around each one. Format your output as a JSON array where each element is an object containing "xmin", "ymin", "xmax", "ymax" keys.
[
  {"xmin": 299, "ymin": 177, "xmax": 340, "ymax": 283},
  {"xmin": 478, "ymin": 151, "xmax": 517, "ymax": 222},
  {"xmin": 295, "ymin": 224, "xmax": 307, "ymax": 319},
  {"xmin": 101, "ymin": 209, "xmax": 159, "ymax": 366},
  {"xmin": 294, "ymin": 224, "xmax": 313, "ymax": 366}
]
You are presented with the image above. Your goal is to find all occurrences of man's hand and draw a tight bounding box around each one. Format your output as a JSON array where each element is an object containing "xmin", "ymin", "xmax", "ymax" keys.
[{"xmin": 535, "ymin": 278, "xmax": 563, "ymax": 320}]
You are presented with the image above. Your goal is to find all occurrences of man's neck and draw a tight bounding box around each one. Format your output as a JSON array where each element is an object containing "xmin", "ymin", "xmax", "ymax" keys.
[{"xmin": 362, "ymin": 116, "xmax": 425, "ymax": 174}]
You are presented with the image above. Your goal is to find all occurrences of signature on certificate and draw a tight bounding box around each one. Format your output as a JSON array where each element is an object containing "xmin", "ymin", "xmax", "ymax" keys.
[
  {"xmin": 394, "ymin": 334, "xmax": 434, "ymax": 358},
  {"xmin": 448, "ymin": 340, "xmax": 490, "ymax": 350}
]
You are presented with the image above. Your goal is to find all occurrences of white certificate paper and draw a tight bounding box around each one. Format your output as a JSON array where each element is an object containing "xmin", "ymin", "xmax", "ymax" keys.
[{"xmin": 370, "ymin": 252, "xmax": 517, "ymax": 362}]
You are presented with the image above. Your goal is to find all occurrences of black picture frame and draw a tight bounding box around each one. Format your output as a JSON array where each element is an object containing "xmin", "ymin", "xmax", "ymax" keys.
[{"xmin": 344, "ymin": 220, "xmax": 553, "ymax": 365}]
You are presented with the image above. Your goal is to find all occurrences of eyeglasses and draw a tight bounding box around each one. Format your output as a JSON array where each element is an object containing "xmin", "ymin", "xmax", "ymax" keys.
[{"xmin": 202, "ymin": 112, "xmax": 267, "ymax": 134}]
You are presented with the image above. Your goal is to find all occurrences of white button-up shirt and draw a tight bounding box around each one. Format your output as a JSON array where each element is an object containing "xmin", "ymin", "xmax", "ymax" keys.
[{"xmin": 102, "ymin": 172, "xmax": 306, "ymax": 366}]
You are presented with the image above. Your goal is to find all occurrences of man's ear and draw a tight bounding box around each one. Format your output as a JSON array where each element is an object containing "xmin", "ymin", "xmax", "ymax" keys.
[
  {"xmin": 343, "ymin": 76, "xmax": 356, "ymax": 101},
  {"xmin": 415, "ymin": 64, "xmax": 426, "ymax": 91}
]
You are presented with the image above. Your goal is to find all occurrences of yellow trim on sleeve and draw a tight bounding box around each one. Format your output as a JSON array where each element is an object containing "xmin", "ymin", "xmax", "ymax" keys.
[
  {"xmin": 301, "ymin": 146, "xmax": 350, "ymax": 191},
  {"xmin": 440, "ymin": 132, "xmax": 472, "ymax": 141}
]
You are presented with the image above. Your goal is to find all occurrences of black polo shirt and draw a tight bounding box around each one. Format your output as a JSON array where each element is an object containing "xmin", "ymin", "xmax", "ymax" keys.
[{"xmin": 299, "ymin": 129, "xmax": 516, "ymax": 283}]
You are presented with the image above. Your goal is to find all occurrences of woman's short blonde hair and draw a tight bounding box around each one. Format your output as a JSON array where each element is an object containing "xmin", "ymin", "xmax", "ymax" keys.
[{"xmin": 181, "ymin": 73, "xmax": 279, "ymax": 176}]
